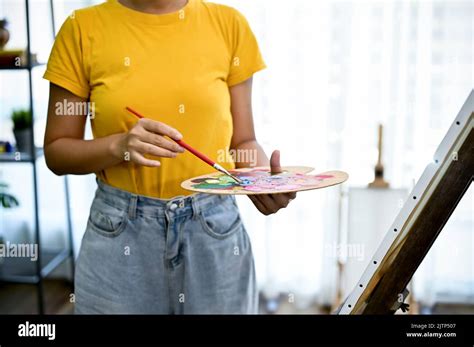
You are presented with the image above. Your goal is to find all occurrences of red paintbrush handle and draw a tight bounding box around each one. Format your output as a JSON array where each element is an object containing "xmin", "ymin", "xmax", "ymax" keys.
[
  {"xmin": 125, "ymin": 106, "xmax": 143, "ymax": 119},
  {"xmin": 125, "ymin": 106, "xmax": 217, "ymax": 167},
  {"xmin": 174, "ymin": 139, "xmax": 216, "ymax": 167}
]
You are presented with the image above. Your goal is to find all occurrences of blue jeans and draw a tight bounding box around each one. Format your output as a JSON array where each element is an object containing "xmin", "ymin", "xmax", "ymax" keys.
[{"xmin": 75, "ymin": 180, "xmax": 257, "ymax": 314}]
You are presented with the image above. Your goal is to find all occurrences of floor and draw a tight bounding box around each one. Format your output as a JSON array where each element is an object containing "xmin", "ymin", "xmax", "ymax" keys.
[
  {"xmin": 0, "ymin": 282, "xmax": 472, "ymax": 315},
  {"xmin": 0, "ymin": 279, "xmax": 74, "ymax": 314}
]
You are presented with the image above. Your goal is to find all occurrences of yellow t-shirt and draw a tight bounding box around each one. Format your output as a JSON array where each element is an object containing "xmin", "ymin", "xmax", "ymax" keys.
[{"xmin": 44, "ymin": 0, "xmax": 266, "ymax": 198}]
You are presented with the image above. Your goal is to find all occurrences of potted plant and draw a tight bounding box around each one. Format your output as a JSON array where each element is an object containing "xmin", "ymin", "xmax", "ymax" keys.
[
  {"xmin": 0, "ymin": 181, "xmax": 19, "ymax": 208},
  {"xmin": 0, "ymin": 180, "xmax": 19, "ymax": 266},
  {"xmin": 11, "ymin": 108, "xmax": 32, "ymax": 153},
  {"xmin": 0, "ymin": 18, "xmax": 10, "ymax": 50}
]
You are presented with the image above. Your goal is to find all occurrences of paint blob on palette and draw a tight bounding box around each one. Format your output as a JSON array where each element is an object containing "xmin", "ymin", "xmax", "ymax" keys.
[{"xmin": 181, "ymin": 166, "xmax": 349, "ymax": 195}]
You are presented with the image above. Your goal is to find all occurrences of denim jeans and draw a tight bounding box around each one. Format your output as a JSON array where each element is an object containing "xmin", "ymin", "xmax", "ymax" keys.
[{"xmin": 75, "ymin": 179, "xmax": 257, "ymax": 314}]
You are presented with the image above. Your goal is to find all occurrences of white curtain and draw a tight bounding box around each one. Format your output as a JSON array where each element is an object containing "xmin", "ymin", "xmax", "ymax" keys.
[{"xmin": 218, "ymin": 0, "xmax": 474, "ymax": 308}]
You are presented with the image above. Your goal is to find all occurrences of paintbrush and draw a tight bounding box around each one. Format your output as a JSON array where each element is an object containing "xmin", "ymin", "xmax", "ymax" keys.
[{"xmin": 125, "ymin": 107, "xmax": 243, "ymax": 185}]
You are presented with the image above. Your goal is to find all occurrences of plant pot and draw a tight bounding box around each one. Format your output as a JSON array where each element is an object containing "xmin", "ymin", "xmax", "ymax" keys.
[
  {"xmin": 13, "ymin": 128, "xmax": 32, "ymax": 153},
  {"xmin": 0, "ymin": 19, "xmax": 10, "ymax": 50},
  {"xmin": 0, "ymin": 236, "xmax": 4, "ymax": 265}
]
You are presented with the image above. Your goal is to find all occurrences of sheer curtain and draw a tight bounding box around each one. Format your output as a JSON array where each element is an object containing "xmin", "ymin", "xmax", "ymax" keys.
[{"xmin": 218, "ymin": 0, "xmax": 473, "ymax": 307}]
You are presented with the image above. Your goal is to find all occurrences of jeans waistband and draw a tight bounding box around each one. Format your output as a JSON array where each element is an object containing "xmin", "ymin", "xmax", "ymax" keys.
[{"xmin": 95, "ymin": 179, "xmax": 232, "ymax": 219}]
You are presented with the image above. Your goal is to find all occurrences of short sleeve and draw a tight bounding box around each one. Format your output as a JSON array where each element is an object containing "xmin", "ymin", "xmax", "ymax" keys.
[
  {"xmin": 43, "ymin": 14, "xmax": 90, "ymax": 98},
  {"xmin": 227, "ymin": 9, "xmax": 266, "ymax": 87}
]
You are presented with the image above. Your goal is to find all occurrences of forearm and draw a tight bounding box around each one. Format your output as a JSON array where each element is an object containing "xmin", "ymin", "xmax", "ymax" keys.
[
  {"xmin": 45, "ymin": 133, "xmax": 124, "ymax": 175},
  {"xmin": 231, "ymin": 139, "xmax": 269, "ymax": 169}
]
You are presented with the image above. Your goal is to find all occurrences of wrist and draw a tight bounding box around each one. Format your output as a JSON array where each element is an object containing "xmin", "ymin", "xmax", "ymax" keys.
[{"xmin": 109, "ymin": 133, "xmax": 127, "ymax": 162}]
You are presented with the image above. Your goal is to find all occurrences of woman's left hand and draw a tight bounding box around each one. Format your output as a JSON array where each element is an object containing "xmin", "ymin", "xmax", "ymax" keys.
[{"xmin": 248, "ymin": 150, "xmax": 297, "ymax": 215}]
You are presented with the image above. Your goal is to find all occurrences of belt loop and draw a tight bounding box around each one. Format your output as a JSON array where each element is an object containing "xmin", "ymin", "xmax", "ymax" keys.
[
  {"xmin": 191, "ymin": 195, "xmax": 199, "ymax": 220},
  {"xmin": 128, "ymin": 194, "xmax": 138, "ymax": 220}
]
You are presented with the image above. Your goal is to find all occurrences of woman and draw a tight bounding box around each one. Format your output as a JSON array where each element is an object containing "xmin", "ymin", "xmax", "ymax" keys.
[{"xmin": 43, "ymin": 0, "xmax": 295, "ymax": 314}]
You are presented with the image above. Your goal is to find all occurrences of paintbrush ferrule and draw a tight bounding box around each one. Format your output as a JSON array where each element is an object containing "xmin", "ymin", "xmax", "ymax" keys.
[{"xmin": 214, "ymin": 164, "xmax": 243, "ymax": 184}]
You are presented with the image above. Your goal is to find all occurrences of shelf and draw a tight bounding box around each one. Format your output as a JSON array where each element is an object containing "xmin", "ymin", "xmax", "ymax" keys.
[
  {"xmin": 0, "ymin": 0, "xmax": 75, "ymax": 314},
  {"xmin": 0, "ymin": 148, "xmax": 44, "ymax": 163},
  {"xmin": 0, "ymin": 249, "xmax": 71, "ymax": 284},
  {"xmin": 0, "ymin": 62, "xmax": 45, "ymax": 71}
]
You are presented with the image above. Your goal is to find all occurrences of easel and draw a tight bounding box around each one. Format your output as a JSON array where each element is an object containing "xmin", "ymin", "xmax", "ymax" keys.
[
  {"xmin": 339, "ymin": 90, "xmax": 474, "ymax": 314},
  {"xmin": 369, "ymin": 124, "xmax": 390, "ymax": 189}
]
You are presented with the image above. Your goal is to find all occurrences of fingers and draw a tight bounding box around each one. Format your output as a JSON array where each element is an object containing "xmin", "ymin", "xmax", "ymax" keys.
[
  {"xmin": 270, "ymin": 150, "xmax": 282, "ymax": 174},
  {"xmin": 248, "ymin": 195, "xmax": 268, "ymax": 215},
  {"xmin": 135, "ymin": 141, "xmax": 180, "ymax": 158},
  {"xmin": 140, "ymin": 131, "xmax": 184, "ymax": 154},
  {"xmin": 130, "ymin": 152, "xmax": 161, "ymax": 167},
  {"xmin": 249, "ymin": 194, "xmax": 280, "ymax": 215},
  {"xmin": 271, "ymin": 193, "xmax": 291, "ymax": 208},
  {"xmin": 139, "ymin": 118, "xmax": 183, "ymax": 141},
  {"xmin": 249, "ymin": 192, "xmax": 297, "ymax": 216},
  {"xmin": 124, "ymin": 119, "xmax": 185, "ymax": 166},
  {"xmin": 259, "ymin": 195, "xmax": 282, "ymax": 213}
]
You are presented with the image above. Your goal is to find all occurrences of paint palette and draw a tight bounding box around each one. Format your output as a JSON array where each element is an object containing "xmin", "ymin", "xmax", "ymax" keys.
[{"xmin": 181, "ymin": 166, "xmax": 349, "ymax": 195}]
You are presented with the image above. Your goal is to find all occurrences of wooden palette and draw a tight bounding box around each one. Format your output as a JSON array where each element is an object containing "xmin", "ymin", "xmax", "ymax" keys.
[{"xmin": 181, "ymin": 166, "xmax": 349, "ymax": 195}]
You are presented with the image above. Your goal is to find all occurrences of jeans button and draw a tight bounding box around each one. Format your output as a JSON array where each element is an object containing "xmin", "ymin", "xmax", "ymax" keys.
[{"xmin": 179, "ymin": 201, "xmax": 185, "ymax": 208}]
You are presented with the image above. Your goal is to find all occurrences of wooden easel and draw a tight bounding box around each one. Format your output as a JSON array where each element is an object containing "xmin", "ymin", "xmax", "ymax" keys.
[
  {"xmin": 369, "ymin": 124, "xmax": 390, "ymax": 188},
  {"xmin": 339, "ymin": 90, "xmax": 474, "ymax": 314}
]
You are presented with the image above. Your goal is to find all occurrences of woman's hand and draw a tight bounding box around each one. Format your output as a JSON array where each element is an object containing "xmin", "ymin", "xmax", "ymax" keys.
[
  {"xmin": 248, "ymin": 150, "xmax": 297, "ymax": 215},
  {"xmin": 112, "ymin": 118, "xmax": 185, "ymax": 167}
]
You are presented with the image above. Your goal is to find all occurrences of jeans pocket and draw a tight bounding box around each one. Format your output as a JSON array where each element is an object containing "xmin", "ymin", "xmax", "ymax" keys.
[
  {"xmin": 87, "ymin": 199, "xmax": 128, "ymax": 238},
  {"xmin": 198, "ymin": 197, "xmax": 243, "ymax": 240}
]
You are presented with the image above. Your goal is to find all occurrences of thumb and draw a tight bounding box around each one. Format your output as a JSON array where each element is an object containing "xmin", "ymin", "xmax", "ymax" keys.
[{"xmin": 270, "ymin": 150, "xmax": 282, "ymax": 174}]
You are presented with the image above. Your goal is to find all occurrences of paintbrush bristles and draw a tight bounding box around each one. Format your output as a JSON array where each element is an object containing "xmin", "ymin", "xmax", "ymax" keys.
[{"xmin": 214, "ymin": 164, "xmax": 243, "ymax": 185}]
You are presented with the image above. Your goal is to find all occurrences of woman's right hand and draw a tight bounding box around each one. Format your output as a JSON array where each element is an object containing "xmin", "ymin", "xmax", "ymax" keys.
[{"xmin": 111, "ymin": 118, "xmax": 185, "ymax": 167}]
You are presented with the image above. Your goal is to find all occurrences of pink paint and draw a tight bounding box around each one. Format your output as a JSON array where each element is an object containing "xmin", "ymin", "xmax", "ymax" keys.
[
  {"xmin": 244, "ymin": 185, "xmax": 267, "ymax": 192},
  {"xmin": 314, "ymin": 175, "xmax": 333, "ymax": 179}
]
